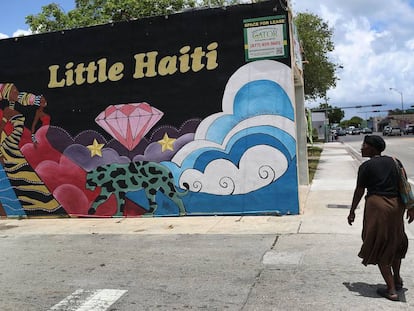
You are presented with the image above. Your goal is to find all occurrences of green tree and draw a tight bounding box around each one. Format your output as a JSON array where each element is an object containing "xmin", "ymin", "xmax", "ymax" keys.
[
  {"xmin": 388, "ymin": 109, "xmax": 405, "ymax": 115},
  {"xmin": 26, "ymin": 0, "xmax": 198, "ymax": 32},
  {"xmin": 25, "ymin": 0, "xmax": 251, "ymax": 33},
  {"xmin": 313, "ymin": 103, "xmax": 344, "ymax": 124},
  {"xmin": 327, "ymin": 107, "xmax": 344, "ymax": 124},
  {"xmin": 199, "ymin": 0, "xmax": 241, "ymax": 5},
  {"xmin": 348, "ymin": 116, "xmax": 363, "ymax": 127},
  {"xmin": 294, "ymin": 13, "xmax": 340, "ymax": 101},
  {"xmin": 339, "ymin": 120, "xmax": 348, "ymax": 128}
]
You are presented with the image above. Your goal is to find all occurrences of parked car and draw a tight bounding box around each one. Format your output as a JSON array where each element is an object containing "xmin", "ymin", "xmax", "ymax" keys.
[
  {"xmin": 383, "ymin": 126, "xmax": 392, "ymax": 136},
  {"xmin": 403, "ymin": 124, "xmax": 414, "ymax": 135},
  {"xmin": 336, "ymin": 128, "xmax": 347, "ymax": 136},
  {"xmin": 351, "ymin": 128, "xmax": 361, "ymax": 135},
  {"xmin": 346, "ymin": 127, "xmax": 354, "ymax": 135},
  {"xmin": 388, "ymin": 127, "xmax": 402, "ymax": 136},
  {"xmin": 361, "ymin": 127, "xmax": 373, "ymax": 134}
]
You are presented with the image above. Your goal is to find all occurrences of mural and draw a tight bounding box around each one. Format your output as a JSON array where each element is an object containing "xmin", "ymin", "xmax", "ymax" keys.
[{"xmin": 0, "ymin": 0, "xmax": 298, "ymax": 218}]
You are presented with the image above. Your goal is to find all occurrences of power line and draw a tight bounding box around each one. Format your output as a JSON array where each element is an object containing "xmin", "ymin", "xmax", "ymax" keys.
[{"xmin": 311, "ymin": 104, "xmax": 383, "ymax": 112}]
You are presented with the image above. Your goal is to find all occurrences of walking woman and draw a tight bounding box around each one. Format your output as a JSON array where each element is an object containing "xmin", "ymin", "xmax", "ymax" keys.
[{"xmin": 348, "ymin": 135, "xmax": 414, "ymax": 301}]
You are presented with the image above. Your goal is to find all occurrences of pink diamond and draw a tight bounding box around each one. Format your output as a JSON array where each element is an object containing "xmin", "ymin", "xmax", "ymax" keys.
[{"xmin": 96, "ymin": 103, "xmax": 164, "ymax": 150}]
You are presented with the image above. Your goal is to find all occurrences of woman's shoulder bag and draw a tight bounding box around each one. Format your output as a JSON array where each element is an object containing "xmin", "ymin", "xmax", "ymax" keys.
[{"xmin": 393, "ymin": 157, "xmax": 414, "ymax": 209}]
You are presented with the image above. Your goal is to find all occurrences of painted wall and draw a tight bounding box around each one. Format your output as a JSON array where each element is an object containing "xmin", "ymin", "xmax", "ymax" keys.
[{"xmin": 0, "ymin": 1, "xmax": 299, "ymax": 218}]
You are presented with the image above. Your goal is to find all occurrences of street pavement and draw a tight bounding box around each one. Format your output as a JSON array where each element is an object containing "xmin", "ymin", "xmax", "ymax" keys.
[{"xmin": 2, "ymin": 141, "xmax": 414, "ymax": 310}]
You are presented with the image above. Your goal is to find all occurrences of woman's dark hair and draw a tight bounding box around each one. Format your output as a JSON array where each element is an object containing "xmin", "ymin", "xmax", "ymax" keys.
[{"xmin": 364, "ymin": 135, "xmax": 386, "ymax": 152}]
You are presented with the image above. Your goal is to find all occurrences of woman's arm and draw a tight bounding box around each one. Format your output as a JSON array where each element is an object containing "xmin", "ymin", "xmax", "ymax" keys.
[
  {"xmin": 407, "ymin": 209, "xmax": 414, "ymax": 224},
  {"xmin": 348, "ymin": 186, "xmax": 365, "ymax": 225}
]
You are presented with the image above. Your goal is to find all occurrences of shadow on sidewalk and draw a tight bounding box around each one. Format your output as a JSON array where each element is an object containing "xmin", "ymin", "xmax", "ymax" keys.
[{"xmin": 343, "ymin": 281, "xmax": 407, "ymax": 302}]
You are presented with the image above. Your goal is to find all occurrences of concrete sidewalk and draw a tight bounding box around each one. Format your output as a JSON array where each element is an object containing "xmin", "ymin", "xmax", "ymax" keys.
[{"xmin": 2, "ymin": 142, "xmax": 414, "ymax": 310}]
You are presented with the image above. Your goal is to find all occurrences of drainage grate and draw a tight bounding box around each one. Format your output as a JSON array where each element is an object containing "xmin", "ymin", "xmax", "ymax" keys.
[{"xmin": 327, "ymin": 204, "xmax": 352, "ymax": 209}]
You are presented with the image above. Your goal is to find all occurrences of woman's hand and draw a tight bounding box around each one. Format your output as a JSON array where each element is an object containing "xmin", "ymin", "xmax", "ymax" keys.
[
  {"xmin": 348, "ymin": 210, "xmax": 355, "ymax": 225},
  {"xmin": 406, "ymin": 209, "xmax": 414, "ymax": 224}
]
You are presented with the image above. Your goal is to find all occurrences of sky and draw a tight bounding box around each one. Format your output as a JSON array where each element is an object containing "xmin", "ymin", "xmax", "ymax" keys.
[
  {"xmin": 1, "ymin": 0, "xmax": 413, "ymax": 120},
  {"xmin": 291, "ymin": 0, "xmax": 414, "ymax": 119},
  {"xmin": 0, "ymin": 1, "xmax": 75, "ymax": 38}
]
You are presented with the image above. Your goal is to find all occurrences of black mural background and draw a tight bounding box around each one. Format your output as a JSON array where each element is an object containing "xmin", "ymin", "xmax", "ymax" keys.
[{"xmin": 0, "ymin": 0, "xmax": 289, "ymax": 139}]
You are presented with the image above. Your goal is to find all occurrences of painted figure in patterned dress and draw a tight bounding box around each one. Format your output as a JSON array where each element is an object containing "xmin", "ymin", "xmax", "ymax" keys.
[{"xmin": 0, "ymin": 83, "xmax": 62, "ymax": 215}]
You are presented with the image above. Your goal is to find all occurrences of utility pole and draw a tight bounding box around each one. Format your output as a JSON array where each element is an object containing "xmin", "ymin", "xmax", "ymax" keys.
[{"xmin": 389, "ymin": 87, "xmax": 404, "ymax": 113}]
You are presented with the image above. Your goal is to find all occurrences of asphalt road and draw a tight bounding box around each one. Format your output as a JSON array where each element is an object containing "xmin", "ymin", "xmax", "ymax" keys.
[
  {"xmin": 0, "ymin": 232, "xmax": 276, "ymax": 311},
  {"xmin": 338, "ymin": 132, "xmax": 414, "ymax": 181}
]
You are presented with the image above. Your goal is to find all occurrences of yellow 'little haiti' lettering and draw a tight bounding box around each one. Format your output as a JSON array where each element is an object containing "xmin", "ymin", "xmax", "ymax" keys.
[
  {"xmin": 47, "ymin": 42, "xmax": 219, "ymax": 88},
  {"xmin": 48, "ymin": 58, "xmax": 124, "ymax": 88},
  {"xmin": 133, "ymin": 42, "xmax": 218, "ymax": 79}
]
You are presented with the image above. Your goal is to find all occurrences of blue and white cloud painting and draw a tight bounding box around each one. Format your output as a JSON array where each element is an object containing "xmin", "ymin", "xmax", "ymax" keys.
[{"xmin": 156, "ymin": 60, "xmax": 299, "ymax": 215}]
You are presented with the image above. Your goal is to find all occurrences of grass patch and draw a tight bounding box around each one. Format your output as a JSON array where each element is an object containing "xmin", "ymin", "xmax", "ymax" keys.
[{"xmin": 308, "ymin": 145, "xmax": 322, "ymax": 182}]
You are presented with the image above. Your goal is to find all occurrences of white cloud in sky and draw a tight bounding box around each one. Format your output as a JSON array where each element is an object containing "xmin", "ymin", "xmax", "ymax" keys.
[
  {"xmin": 13, "ymin": 29, "xmax": 32, "ymax": 37},
  {"xmin": 407, "ymin": 39, "xmax": 414, "ymax": 50},
  {"xmin": 1, "ymin": 29, "xmax": 32, "ymax": 39},
  {"xmin": 292, "ymin": 0, "xmax": 414, "ymax": 118}
]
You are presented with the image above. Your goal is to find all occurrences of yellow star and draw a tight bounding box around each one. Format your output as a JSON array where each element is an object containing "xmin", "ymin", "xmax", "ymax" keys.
[
  {"xmin": 158, "ymin": 133, "xmax": 176, "ymax": 152},
  {"xmin": 87, "ymin": 139, "xmax": 104, "ymax": 157}
]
